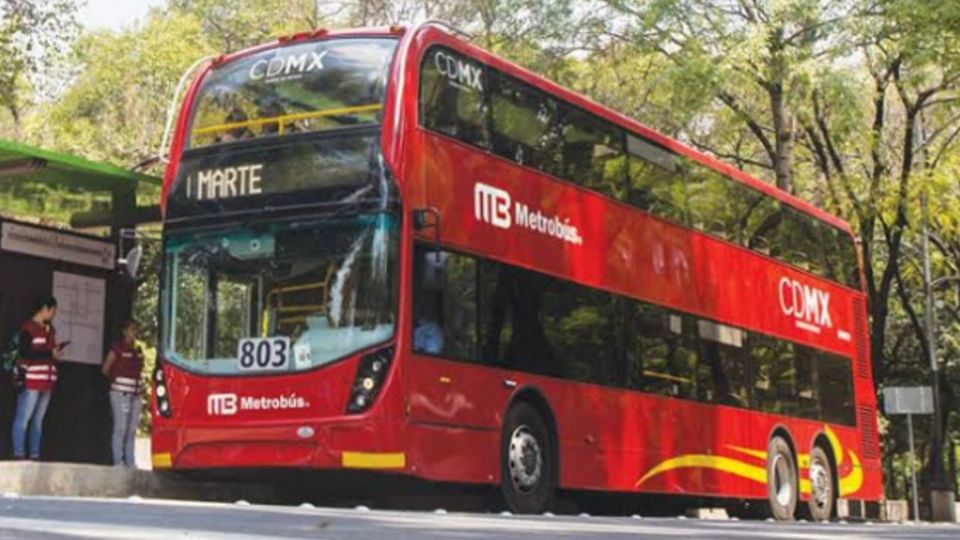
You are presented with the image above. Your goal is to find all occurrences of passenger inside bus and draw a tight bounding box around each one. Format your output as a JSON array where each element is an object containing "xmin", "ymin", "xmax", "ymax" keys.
[
  {"xmin": 412, "ymin": 252, "xmax": 445, "ymax": 354},
  {"xmin": 216, "ymin": 107, "xmax": 255, "ymax": 143}
]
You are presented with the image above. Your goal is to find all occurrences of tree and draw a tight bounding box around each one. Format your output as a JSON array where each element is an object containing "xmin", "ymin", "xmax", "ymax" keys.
[
  {"xmin": 170, "ymin": 0, "xmax": 325, "ymax": 52},
  {"xmin": 604, "ymin": 0, "xmax": 861, "ymax": 194},
  {"xmin": 0, "ymin": 0, "xmax": 77, "ymax": 131}
]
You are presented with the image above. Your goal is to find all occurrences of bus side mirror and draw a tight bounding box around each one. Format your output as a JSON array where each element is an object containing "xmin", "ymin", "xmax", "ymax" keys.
[
  {"xmin": 118, "ymin": 245, "xmax": 143, "ymax": 279},
  {"xmin": 412, "ymin": 207, "xmax": 441, "ymax": 263}
]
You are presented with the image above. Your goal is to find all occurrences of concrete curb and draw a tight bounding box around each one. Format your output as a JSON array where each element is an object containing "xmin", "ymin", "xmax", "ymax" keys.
[{"xmin": 0, "ymin": 462, "xmax": 277, "ymax": 503}]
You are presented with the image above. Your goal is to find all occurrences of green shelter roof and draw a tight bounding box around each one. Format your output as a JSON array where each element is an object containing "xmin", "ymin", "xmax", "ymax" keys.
[{"xmin": 0, "ymin": 139, "xmax": 160, "ymax": 191}]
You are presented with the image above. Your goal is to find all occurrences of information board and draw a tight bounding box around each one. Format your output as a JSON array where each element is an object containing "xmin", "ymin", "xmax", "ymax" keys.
[{"xmin": 52, "ymin": 272, "xmax": 106, "ymax": 365}]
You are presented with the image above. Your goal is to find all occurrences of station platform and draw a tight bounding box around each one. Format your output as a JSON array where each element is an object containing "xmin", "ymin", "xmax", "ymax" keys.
[{"xmin": 0, "ymin": 460, "xmax": 277, "ymax": 503}]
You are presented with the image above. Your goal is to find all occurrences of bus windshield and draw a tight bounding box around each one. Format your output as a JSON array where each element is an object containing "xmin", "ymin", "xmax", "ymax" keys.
[
  {"xmin": 189, "ymin": 37, "xmax": 397, "ymax": 147},
  {"xmin": 162, "ymin": 213, "xmax": 398, "ymax": 375}
]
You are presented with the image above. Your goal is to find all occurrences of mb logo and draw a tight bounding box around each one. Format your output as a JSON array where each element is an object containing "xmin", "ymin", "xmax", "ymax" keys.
[
  {"xmin": 474, "ymin": 182, "xmax": 511, "ymax": 229},
  {"xmin": 207, "ymin": 393, "xmax": 238, "ymax": 416}
]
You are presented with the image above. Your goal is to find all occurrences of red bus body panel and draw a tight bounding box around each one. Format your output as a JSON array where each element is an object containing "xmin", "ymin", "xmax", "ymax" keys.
[{"xmin": 154, "ymin": 24, "xmax": 882, "ymax": 504}]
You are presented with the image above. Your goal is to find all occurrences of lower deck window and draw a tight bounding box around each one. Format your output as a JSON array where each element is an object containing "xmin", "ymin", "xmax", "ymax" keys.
[{"xmin": 412, "ymin": 244, "xmax": 856, "ymax": 426}]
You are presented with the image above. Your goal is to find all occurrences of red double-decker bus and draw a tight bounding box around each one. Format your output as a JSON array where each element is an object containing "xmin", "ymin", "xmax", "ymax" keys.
[{"xmin": 153, "ymin": 23, "xmax": 882, "ymax": 519}]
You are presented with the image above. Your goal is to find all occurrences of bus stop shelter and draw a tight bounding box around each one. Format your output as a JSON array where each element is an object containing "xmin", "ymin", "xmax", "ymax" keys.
[{"xmin": 0, "ymin": 139, "xmax": 160, "ymax": 464}]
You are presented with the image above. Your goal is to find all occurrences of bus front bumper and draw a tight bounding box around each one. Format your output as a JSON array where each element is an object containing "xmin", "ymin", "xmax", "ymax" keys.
[{"xmin": 150, "ymin": 418, "xmax": 407, "ymax": 472}]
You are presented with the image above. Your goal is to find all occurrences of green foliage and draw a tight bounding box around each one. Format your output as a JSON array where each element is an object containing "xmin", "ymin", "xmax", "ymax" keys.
[{"xmin": 0, "ymin": 0, "xmax": 78, "ymax": 125}]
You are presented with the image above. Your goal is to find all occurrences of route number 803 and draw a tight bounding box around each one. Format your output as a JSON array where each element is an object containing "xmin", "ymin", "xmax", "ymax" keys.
[{"xmin": 237, "ymin": 337, "xmax": 291, "ymax": 371}]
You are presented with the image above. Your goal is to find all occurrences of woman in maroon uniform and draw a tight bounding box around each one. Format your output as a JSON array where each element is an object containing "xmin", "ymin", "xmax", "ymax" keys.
[
  {"xmin": 11, "ymin": 297, "xmax": 62, "ymax": 460},
  {"xmin": 101, "ymin": 320, "xmax": 144, "ymax": 467}
]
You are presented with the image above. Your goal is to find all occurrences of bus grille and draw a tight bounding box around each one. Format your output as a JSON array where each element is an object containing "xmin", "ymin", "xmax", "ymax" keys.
[
  {"xmin": 858, "ymin": 405, "xmax": 880, "ymax": 459},
  {"xmin": 852, "ymin": 297, "xmax": 869, "ymax": 379}
]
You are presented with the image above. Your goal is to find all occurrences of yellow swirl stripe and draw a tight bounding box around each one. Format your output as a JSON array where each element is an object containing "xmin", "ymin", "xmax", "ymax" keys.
[
  {"xmin": 635, "ymin": 455, "xmax": 767, "ymax": 488},
  {"xmin": 825, "ymin": 425, "xmax": 845, "ymax": 466},
  {"xmin": 839, "ymin": 450, "xmax": 863, "ymax": 496},
  {"xmin": 635, "ymin": 425, "xmax": 865, "ymax": 497},
  {"xmin": 725, "ymin": 445, "xmax": 768, "ymax": 461}
]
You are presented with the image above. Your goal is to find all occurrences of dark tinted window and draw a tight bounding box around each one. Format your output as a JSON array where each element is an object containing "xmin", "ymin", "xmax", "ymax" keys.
[
  {"xmin": 479, "ymin": 261, "xmax": 559, "ymax": 375},
  {"xmin": 411, "ymin": 245, "xmax": 855, "ymax": 425},
  {"xmin": 489, "ymin": 71, "xmax": 562, "ymax": 175},
  {"xmin": 742, "ymin": 195, "xmax": 783, "ymax": 256},
  {"xmin": 625, "ymin": 135, "xmax": 686, "ymax": 223},
  {"xmin": 412, "ymin": 246, "xmax": 477, "ymax": 360},
  {"xmin": 696, "ymin": 320, "xmax": 749, "ymax": 407},
  {"xmin": 686, "ymin": 165, "xmax": 765, "ymax": 244},
  {"xmin": 419, "ymin": 47, "xmax": 489, "ymax": 148},
  {"xmin": 818, "ymin": 353, "xmax": 855, "ymax": 425},
  {"xmin": 822, "ymin": 226, "xmax": 861, "ymax": 289},
  {"xmin": 624, "ymin": 306, "xmax": 688, "ymax": 397},
  {"xmin": 752, "ymin": 335, "xmax": 796, "ymax": 416},
  {"xmin": 558, "ymin": 103, "xmax": 626, "ymax": 198},
  {"xmin": 543, "ymin": 282, "xmax": 618, "ymax": 385}
]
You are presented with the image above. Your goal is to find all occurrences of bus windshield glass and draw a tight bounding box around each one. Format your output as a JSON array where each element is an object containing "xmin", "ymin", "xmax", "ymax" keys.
[
  {"xmin": 189, "ymin": 37, "xmax": 397, "ymax": 147},
  {"xmin": 162, "ymin": 213, "xmax": 398, "ymax": 375}
]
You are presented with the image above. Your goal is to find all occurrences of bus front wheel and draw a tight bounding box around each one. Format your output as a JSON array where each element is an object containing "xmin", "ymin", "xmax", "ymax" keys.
[
  {"xmin": 500, "ymin": 402, "xmax": 556, "ymax": 514},
  {"xmin": 766, "ymin": 436, "xmax": 798, "ymax": 521}
]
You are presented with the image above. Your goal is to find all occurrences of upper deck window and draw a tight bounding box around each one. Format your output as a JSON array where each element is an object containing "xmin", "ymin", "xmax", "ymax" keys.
[
  {"xmin": 417, "ymin": 45, "xmax": 862, "ymax": 290},
  {"xmin": 190, "ymin": 38, "xmax": 397, "ymax": 148}
]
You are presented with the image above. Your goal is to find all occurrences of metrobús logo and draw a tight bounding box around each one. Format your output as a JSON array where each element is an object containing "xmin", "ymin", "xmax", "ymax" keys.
[
  {"xmin": 249, "ymin": 50, "xmax": 328, "ymax": 83},
  {"xmin": 778, "ymin": 277, "xmax": 850, "ymax": 342},
  {"xmin": 474, "ymin": 182, "xmax": 584, "ymax": 246},
  {"xmin": 206, "ymin": 393, "xmax": 310, "ymax": 416}
]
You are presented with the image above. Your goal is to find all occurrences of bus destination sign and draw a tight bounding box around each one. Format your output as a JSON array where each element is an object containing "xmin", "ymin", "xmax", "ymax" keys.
[{"xmin": 184, "ymin": 164, "xmax": 264, "ymax": 201}]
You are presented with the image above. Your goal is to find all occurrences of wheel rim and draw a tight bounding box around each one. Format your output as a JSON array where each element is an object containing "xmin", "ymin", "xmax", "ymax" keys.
[
  {"xmin": 772, "ymin": 454, "xmax": 794, "ymax": 507},
  {"xmin": 810, "ymin": 457, "xmax": 832, "ymax": 510},
  {"xmin": 508, "ymin": 425, "xmax": 543, "ymax": 492}
]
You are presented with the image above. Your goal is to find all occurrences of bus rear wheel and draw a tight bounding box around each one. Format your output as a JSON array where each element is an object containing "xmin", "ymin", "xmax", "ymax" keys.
[
  {"xmin": 807, "ymin": 445, "xmax": 835, "ymax": 522},
  {"xmin": 500, "ymin": 402, "xmax": 556, "ymax": 514},
  {"xmin": 766, "ymin": 436, "xmax": 797, "ymax": 521}
]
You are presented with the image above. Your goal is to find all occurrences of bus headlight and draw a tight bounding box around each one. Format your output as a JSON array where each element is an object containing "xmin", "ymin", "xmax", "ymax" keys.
[
  {"xmin": 154, "ymin": 366, "xmax": 172, "ymax": 418},
  {"xmin": 346, "ymin": 347, "xmax": 394, "ymax": 414}
]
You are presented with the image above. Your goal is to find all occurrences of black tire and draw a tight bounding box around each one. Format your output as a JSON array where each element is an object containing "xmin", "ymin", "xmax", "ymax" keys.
[
  {"xmin": 500, "ymin": 402, "xmax": 556, "ymax": 514},
  {"xmin": 766, "ymin": 436, "xmax": 798, "ymax": 521},
  {"xmin": 807, "ymin": 445, "xmax": 835, "ymax": 522}
]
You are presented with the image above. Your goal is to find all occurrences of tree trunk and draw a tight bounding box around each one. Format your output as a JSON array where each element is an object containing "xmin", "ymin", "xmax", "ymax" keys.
[{"xmin": 769, "ymin": 86, "xmax": 794, "ymax": 193}]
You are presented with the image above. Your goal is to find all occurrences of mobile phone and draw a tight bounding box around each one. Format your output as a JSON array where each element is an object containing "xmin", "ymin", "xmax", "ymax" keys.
[{"xmin": 58, "ymin": 340, "xmax": 71, "ymax": 349}]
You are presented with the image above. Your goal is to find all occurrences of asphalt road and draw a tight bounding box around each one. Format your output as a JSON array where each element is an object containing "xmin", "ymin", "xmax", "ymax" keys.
[{"xmin": 0, "ymin": 496, "xmax": 955, "ymax": 539}]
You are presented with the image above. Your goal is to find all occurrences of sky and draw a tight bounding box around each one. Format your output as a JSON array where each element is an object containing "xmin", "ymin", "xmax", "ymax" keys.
[{"xmin": 78, "ymin": 0, "xmax": 165, "ymax": 30}]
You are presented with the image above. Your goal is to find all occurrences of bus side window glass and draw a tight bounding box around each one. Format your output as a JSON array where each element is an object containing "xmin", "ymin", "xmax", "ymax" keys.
[
  {"xmin": 625, "ymin": 135, "xmax": 685, "ymax": 224},
  {"xmin": 419, "ymin": 48, "xmax": 490, "ymax": 148},
  {"xmin": 557, "ymin": 103, "xmax": 626, "ymax": 199},
  {"xmin": 743, "ymin": 195, "xmax": 781, "ymax": 256},
  {"xmin": 819, "ymin": 354, "xmax": 855, "ymax": 425},
  {"xmin": 412, "ymin": 246, "xmax": 477, "ymax": 361},
  {"xmin": 684, "ymin": 164, "xmax": 740, "ymax": 240},
  {"xmin": 695, "ymin": 320, "xmax": 748, "ymax": 407},
  {"xmin": 489, "ymin": 71, "xmax": 562, "ymax": 176},
  {"xmin": 825, "ymin": 226, "xmax": 862, "ymax": 289},
  {"xmin": 778, "ymin": 206, "xmax": 819, "ymax": 273},
  {"xmin": 751, "ymin": 335, "xmax": 795, "ymax": 415},
  {"xmin": 478, "ymin": 261, "xmax": 558, "ymax": 375},
  {"xmin": 792, "ymin": 347, "xmax": 819, "ymax": 419},
  {"xmin": 544, "ymin": 282, "xmax": 616, "ymax": 385},
  {"xmin": 635, "ymin": 311, "xmax": 697, "ymax": 399},
  {"xmin": 624, "ymin": 302, "xmax": 658, "ymax": 393},
  {"xmin": 809, "ymin": 220, "xmax": 839, "ymax": 282}
]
